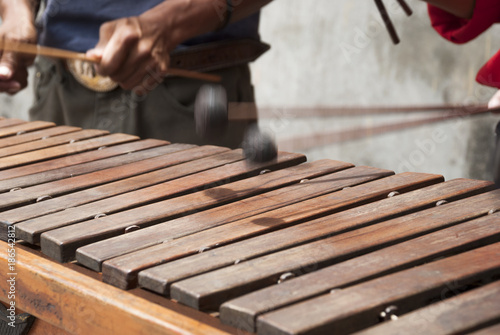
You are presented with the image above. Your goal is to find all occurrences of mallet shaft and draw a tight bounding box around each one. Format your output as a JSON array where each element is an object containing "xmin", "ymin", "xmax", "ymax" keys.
[{"xmin": 0, "ymin": 40, "xmax": 221, "ymax": 82}]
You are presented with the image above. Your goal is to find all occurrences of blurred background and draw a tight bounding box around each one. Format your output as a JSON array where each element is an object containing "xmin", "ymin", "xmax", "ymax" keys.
[{"xmin": 1, "ymin": 0, "xmax": 499, "ymax": 181}]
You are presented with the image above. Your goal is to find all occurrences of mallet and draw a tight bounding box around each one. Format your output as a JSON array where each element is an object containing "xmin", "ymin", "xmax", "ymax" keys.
[
  {"xmin": 194, "ymin": 84, "xmax": 277, "ymax": 163},
  {"xmin": 194, "ymin": 84, "xmax": 228, "ymax": 139},
  {"xmin": 0, "ymin": 39, "xmax": 222, "ymax": 82},
  {"xmin": 241, "ymin": 124, "xmax": 278, "ymax": 163}
]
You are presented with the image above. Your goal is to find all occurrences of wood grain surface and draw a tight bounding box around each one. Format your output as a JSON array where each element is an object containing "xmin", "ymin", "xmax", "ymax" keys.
[
  {"xmin": 0, "ymin": 119, "xmax": 498, "ymax": 335},
  {"xmin": 101, "ymin": 172, "xmax": 441, "ymax": 290}
]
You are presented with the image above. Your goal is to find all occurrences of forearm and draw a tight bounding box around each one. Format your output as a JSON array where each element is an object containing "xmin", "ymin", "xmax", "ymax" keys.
[
  {"xmin": 0, "ymin": 0, "xmax": 39, "ymax": 94},
  {"xmin": 226, "ymin": 0, "xmax": 274, "ymax": 24},
  {"xmin": 0, "ymin": 0, "xmax": 38, "ymax": 23},
  {"xmin": 142, "ymin": 0, "xmax": 273, "ymax": 51},
  {"xmin": 423, "ymin": 0, "xmax": 476, "ymax": 19},
  {"xmin": 0, "ymin": 0, "xmax": 38, "ymax": 45},
  {"xmin": 91, "ymin": 0, "xmax": 272, "ymax": 89}
]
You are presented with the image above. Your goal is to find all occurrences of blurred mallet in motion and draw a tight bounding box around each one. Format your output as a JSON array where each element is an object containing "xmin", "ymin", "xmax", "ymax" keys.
[
  {"xmin": 374, "ymin": 0, "xmax": 412, "ymax": 45},
  {"xmin": 194, "ymin": 84, "xmax": 278, "ymax": 163},
  {"xmin": 194, "ymin": 84, "xmax": 228, "ymax": 139},
  {"xmin": 241, "ymin": 124, "xmax": 278, "ymax": 163}
]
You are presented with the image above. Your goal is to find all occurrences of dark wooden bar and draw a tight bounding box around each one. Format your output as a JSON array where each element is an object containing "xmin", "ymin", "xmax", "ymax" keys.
[{"xmin": 0, "ymin": 119, "xmax": 498, "ymax": 335}]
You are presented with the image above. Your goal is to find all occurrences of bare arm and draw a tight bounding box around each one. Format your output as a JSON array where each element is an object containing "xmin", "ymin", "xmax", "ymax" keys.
[
  {"xmin": 423, "ymin": 0, "xmax": 476, "ymax": 19},
  {"xmin": 0, "ymin": 0, "xmax": 38, "ymax": 94},
  {"xmin": 172, "ymin": 0, "xmax": 274, "ymax": 43},
  {"xmin": 89, "ymin": 0, "xmax": 273, "ymax": 90},
  {"xmin": 0, "ymin": 0, "xmax": 38, "ymax": 23}
]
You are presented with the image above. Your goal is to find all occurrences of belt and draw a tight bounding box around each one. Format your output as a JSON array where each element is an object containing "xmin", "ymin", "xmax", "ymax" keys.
[
  {"xmin": 170, "ymin": 38, "xmax": 270, "ymax": 73},
  {"xmin": 67, "ymin": 38, "xmax": 270, "ymax": 92}
]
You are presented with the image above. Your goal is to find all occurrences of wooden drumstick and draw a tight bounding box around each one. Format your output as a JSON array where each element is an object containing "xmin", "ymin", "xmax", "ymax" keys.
[
  {"xmin": 396, "ymin": 0, "xmax": 413, "ymax": 16},
  {"xmin": 374, "ymin": 0, "xmax": 400, "ymax": 44},
  {"xmin": 0, "ymin": 40, "xmax": 222, "ymax": 82},
  {"xmin": 278, "ymin": 105, "xmax": 498, "ymax": 152}
]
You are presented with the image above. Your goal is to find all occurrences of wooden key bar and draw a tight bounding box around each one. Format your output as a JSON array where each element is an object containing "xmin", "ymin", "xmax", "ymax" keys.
[
  {"xmin": 0, "ymin": 126, "xmax": 81, "ymax": 148},
  {"xmin": 96, "ymin": 172, "xmax": 442, "ymax": 290},
  {"xmin": 13, "ymin": 151, "xmax": 307, "ymax": 236},
  {"xmin": 0, "ymin": 145, "xmax": 228, "ymax": 212},
  {"xmin": 0, "ymin": 138, "xmax": 166, "ymax": 181},
  {"xmin": 355, "ymin": 279, "xmax": 500, "ymax": 335},
  {"xmin": 77, "ymin": 164, "xmax": 390, "ymax": 273},
  {"xmin": 0, "ymin": 117, "xmax": 498, "ymax": 335},
  {"xmin": 67, "ymin": 159, "xmax": 351, "ymax": 265},
  {"xmin": 0, "ymin": 240, "xmax": 232, "ymax": 335},
  {"xmin": 468, "ymin": 324, "xmax": 500, "ymax": 335},
  {"xmin": 139, "ymin": 179, "xmax": 493, "ymax": 301},
  {"xmin": 0, "ymin": 120, "xmax": 55, "ymax": 139},
  {"xmin": 219, "ymin": 212, "xmax": 500, "ymax": 332},
  {"xmin": 0, "ymin": 133, "xmax": 138, "ymax": 169},
  {"xmin": 169, "ymin": 188, "xmax": 499, "ymax": 311},
  {"xmin": 11, "ymin": 151, "xmax": 304, "ymax": 243},
  {"xmin": 0, "ymin": 142, "xmax": 186, "ymax": 193},
  {"xmin": 256, "ymin": 242, "xmax": 500, "ymax": 335},
  {"xmin": 2, "ymin": 145, "xmax": 231, "ymax": 230},
  {"xmin": 0, "ymin": 129, "xmax": 109, "ymax": 158},
  {"xmin": 0, "ymin": 125, "xmax": 79, "ymax": 148},
  {"xmin": 38, "ymin": 151, "xmax": 305, "ymax": 262},
  {"xmin": 0, "ymin": 118, "xmax": 26, "ymax": 129},
  {"xmin": 14, "ymin": 148, "xmax": 246, "ymax": 243}
]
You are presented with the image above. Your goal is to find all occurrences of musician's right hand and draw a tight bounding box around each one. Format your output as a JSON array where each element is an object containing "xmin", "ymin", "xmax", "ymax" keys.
[{"xmin": 0, "ymin": 8, "xmax": 37, "ymax": 94}]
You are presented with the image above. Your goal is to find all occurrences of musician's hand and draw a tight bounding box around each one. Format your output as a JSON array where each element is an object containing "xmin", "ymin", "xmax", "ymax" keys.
[
  {"xmin": 0, "ymin": 18, "xmax": 37, "ymax": 95},
  {"xmin": 488, "ymin": 90, "xmax": 500, "ymax": 113},
  {"xmin": 87, "ymin": 12, "xmax": 172, "ymax": 92},
  {"xmin": 87, "ymin": 0, "xmax": 272, "ymax": 92}
]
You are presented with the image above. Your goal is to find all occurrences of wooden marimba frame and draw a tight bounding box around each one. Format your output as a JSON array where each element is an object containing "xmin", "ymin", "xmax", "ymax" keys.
[{"xmin": 0, "ymin": 117, "xmax": 499, "ymax": 335}]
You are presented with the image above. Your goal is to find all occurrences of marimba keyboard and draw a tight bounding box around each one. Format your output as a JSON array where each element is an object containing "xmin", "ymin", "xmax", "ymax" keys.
[{"xmin": 0, "ymin": 118, "xmax": 499, "ymax": 335}]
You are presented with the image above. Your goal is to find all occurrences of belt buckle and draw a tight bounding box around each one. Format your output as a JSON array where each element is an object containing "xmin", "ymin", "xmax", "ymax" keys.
[{"xmin": 66, "ymin": 59, "xmax": 118, "ymax": 92}]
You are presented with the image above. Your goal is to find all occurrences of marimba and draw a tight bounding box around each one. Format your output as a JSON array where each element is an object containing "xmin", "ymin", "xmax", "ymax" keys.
[{"xmin": 0, "ymin": 117, "xmax": 499, "ymax": 335}]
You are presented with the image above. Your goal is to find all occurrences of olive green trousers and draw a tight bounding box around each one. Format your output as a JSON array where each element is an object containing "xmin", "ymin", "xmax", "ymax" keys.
[{"xmin": 29, "ymin": 56, "xmax": 256, "ymax": 148}]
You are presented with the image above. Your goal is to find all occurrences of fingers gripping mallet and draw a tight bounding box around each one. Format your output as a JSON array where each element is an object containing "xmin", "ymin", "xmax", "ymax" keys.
[{"xmin": 194, "ymin": 84, "xmax": 278, "ymax": 163}]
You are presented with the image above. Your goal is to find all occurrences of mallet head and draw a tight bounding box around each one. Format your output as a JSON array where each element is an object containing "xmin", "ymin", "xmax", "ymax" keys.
[
  {"xmin": 242, "ymin": 124, "xmax": 278, "ymax": 163},
  {"xmin": 194, "ymin": 84, "xmax": 228, "ymax": 139}
]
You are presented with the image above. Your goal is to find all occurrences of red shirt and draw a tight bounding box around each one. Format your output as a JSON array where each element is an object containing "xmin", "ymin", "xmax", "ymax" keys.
[{"xmin": 428, "ymin": 0, "xmax": 500, "ymax": 88}]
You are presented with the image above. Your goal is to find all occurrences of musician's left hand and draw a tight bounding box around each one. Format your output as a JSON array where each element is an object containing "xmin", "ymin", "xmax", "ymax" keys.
[{"xmin": 86, "ymin": 12, "xmax": 171, "ymax": 92}]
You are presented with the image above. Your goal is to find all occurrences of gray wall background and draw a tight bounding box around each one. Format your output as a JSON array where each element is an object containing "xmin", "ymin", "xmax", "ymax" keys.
[{"xmin": 1, "ymin": 0, "xmax": 499, "ymax": 181}]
